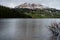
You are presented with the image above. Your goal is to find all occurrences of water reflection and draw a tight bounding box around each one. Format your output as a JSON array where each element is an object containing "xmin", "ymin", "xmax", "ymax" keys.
[{"xmin": 0, "ymin": 19, "xmax": 60, "ymax": 40}]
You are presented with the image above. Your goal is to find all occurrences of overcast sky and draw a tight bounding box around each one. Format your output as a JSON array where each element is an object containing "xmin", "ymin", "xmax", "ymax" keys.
[{"xmin": 0, "ymin": 0, "xmax": 60, "ymax": 9}]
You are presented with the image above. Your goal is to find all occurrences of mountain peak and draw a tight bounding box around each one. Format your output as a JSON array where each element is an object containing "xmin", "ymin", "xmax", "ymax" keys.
[{"xmin": 15, "ymin": 2, "xmax": 47, "ymax": 9}]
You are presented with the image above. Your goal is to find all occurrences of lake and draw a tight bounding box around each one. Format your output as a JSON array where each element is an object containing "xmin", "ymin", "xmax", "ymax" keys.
[{"xmin": 0, "ymin": 19, "xmax": 60, "ymax": 40}]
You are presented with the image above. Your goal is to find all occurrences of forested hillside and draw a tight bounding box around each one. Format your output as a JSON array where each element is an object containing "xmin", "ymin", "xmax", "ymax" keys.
[
  {"xmin": 15, "ymin": 8, "xmax": 60, "ymax": 18},
  {"xmin": 0, "ymin": 5, "xmax": 60, "ymax": 18},
  {"xmin": 0, "ymin": 5, "xmax": 31, "ymax": 18}
]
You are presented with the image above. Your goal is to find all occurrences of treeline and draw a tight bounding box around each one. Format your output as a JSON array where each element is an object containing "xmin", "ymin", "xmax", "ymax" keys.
[{"xmin": 0, "ymin": 5, "xmax": 32, "ymax": 18}]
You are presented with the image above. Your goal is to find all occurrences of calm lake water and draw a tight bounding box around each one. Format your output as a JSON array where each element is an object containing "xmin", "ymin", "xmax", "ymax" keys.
[{"xmin": 0, "ymin": 19, "xmax": 60, "ymax": 40}]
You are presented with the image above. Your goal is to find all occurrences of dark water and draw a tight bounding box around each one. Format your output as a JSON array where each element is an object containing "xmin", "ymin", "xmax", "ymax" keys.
[{"xmin": 0, "ymin": 19, "xmax": 60, "ymax": 40}]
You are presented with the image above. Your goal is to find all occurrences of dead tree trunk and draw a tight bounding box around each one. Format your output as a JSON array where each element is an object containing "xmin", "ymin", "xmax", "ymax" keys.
[{"xmin": 49, "ymin": 22, "xmax": 60, "ymax": 40}]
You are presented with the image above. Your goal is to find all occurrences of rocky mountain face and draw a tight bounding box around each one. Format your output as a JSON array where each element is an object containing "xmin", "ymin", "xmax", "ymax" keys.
[{"xmin": 15, "ymin": 3, "xmax": 47, "ymax": 9}]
